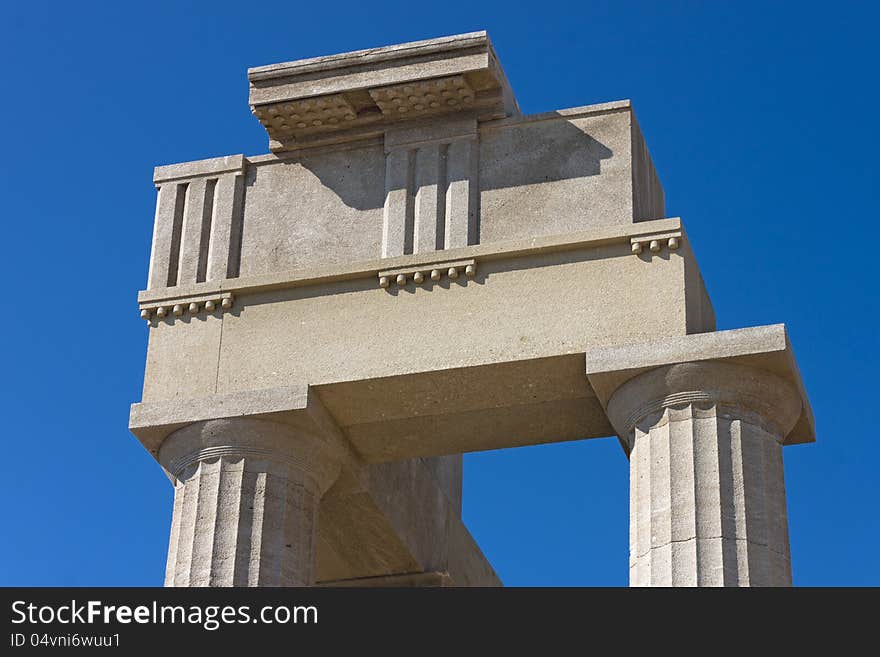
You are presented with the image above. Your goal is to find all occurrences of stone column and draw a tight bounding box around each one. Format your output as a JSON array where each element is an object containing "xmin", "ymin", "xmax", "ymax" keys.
[
  {"xmin": 157, "ymin": 418, "xmax": 341, "ymax": 587},
  {"xmin": 606, "ymin": 361, "xmax": 803, "ymax": 587}
]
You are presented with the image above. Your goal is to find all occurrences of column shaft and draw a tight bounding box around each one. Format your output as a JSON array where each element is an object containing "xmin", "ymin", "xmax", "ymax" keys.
[
  {"xmin": 607, "ymin": 361, "xmax": 802, "ymax": 587},
  {"xmin": 628, "ymin": 404, "xmax": 790, "ymax": 586}
]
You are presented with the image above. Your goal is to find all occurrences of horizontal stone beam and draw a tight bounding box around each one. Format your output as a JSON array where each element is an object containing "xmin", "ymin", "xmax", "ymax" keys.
[{"xmin": 138, "ymin": 217, "xmax": 689, "ymax": 305}]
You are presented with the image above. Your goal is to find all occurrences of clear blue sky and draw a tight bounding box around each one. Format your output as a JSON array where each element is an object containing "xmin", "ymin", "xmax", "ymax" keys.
[{"xmin": 1, "ymin": 1, "xmax": 876, "ymax": 586}]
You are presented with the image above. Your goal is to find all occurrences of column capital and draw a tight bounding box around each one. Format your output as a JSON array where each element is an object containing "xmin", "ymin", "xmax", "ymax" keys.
[
  {"xmin": 158, "ymin": 417, "xmax": 341, "ymax": 495},
  {"xmin": 585, "ymin": 324, "xmax": 815, "ymax": 449},
  {"xmin": 606, "ymin": 361, "xmax": 802, "ymax": 449},
  {"xmin": 158, "ymin": 416, "xmax": 344, "ymax": 586}
]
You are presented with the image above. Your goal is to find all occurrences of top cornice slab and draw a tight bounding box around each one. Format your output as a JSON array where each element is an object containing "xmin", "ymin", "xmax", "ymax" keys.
[
  {"xmin": 247, "ymin": 31, "xmax": 494, "ymax": 81},
  {"xmin": 246, "ymin": 31, "xmax": 520, "ymax": 152}
]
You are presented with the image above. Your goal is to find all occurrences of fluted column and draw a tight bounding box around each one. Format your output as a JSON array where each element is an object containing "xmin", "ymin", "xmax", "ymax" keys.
[
  {"xmin": 157, "ymin": 418, "xmax": 341, "ymax": 587},
  {"xmin": 606, "ymin": 361, "xmax": 802, "ymax": 587}
]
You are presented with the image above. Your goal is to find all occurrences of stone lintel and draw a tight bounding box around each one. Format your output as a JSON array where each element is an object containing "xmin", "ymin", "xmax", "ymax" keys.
[
  {"xmin": 585, "ymin": 325, "xmax": 815, "ymax": 445},
  {"xmin": 130, "ymin": 353, "xmax": 611, "ymax": 465}
]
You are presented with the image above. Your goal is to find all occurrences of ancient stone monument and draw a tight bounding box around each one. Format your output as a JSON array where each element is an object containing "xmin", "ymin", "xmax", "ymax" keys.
[{"xmin": 129, "ymin": 32, "xmax": 815, "ymax": 587}]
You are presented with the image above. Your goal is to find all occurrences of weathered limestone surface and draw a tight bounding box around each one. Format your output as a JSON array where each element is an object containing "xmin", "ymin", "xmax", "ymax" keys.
[
  {"xmin": 130, "ymin": 31, "xmax": 814, "ymax": 587},
  {"xmin": 160, "ymin": 418, "xmax": 341, "ymax": 586},
  {"xmin": 149, "ymin": 101, "xmax": 663, "ymax": 281},
  {"xmin": 587, "ymin": 326, "xmax": 813, "ymax": 587},
  {"xmin": 139, "ymin": 219, "xmax": 713, "ymax": 405},
  {"xmin": 614, "ymin": 364, "xmax": 797, "ymax": 586}
]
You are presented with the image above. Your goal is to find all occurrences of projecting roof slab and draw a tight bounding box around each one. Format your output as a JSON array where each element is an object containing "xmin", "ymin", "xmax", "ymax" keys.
[{"xmin": 247, "ymin": 31, "xmax": 518, "ymax": 151}]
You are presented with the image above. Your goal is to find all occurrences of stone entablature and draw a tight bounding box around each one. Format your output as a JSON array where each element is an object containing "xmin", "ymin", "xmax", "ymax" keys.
[{"xmin": 130, "ymin": 32, "xmax": 814, "ymax": 587}]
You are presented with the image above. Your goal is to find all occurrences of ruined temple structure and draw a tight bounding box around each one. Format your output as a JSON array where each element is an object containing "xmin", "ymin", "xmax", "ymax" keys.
[{"xmin": 129, "ymin": 32, "xmax": 815, "ymax": 587}]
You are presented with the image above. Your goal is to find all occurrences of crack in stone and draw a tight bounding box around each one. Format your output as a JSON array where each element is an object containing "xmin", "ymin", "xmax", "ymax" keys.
[{"xmin": 634, "ymin": 536, "xmax": 790, "ymax": 561}]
